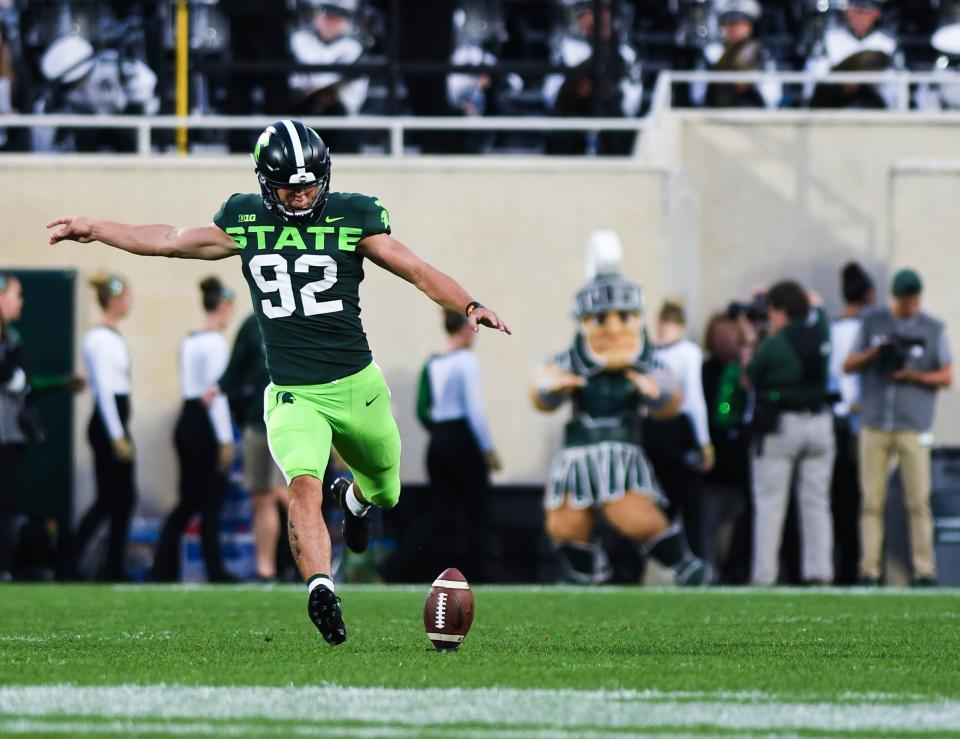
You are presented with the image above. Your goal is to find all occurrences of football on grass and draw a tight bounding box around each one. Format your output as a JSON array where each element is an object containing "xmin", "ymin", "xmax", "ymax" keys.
[{"xmin": 423, "ymin": 567, "xmax": 475, "ymax": 650}]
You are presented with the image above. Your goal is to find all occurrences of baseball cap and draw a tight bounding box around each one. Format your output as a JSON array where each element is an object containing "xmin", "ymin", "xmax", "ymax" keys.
[{"xmin": 891, "ymin": 268, "xmax": 922, "ymax": 297}]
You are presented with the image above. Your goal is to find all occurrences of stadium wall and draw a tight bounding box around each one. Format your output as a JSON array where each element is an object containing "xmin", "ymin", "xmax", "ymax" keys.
[
  {"xmin": 1, "ymin": 157, "xmax": 675, "ymax": 513},
  {"xmin": 4, "ymin": 116, "xmax": 960, "ymax": 517},
  {"xmin": 679, "ymin": 115, "xmax": 960, "ymax": 445}
]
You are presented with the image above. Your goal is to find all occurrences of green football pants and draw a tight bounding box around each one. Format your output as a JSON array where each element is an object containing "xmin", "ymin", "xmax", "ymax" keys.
[{"xmin": 264, "ymin": 361, "xmax": 402, "ymax": 508}]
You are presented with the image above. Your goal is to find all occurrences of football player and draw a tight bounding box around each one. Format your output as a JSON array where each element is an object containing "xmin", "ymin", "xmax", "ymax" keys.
[{"xmin": 48, "ymin": 119, "xmax": 510, "ymax": 645}]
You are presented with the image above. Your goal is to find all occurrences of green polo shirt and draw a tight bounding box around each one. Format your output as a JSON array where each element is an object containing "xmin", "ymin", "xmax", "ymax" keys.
[{"xmin": 746, "ymin": 308, "xmax": 831, "ymax": 408}]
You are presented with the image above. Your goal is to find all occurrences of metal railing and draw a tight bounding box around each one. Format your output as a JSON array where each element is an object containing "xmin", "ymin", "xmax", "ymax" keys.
[
  {"xmin": 660, "ymin": 70, "xmax": 960, "ymax": 114},
  {"xmin": 0, "ymin": 113, "xmax": 651, "ymax": 158},
  {"xmin": 4, "ymin": 71, "xmax": 960, "ymax": 158}
]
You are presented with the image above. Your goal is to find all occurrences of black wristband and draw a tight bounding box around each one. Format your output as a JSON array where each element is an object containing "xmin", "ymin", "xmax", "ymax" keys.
[{"xmin": 465, "ymin": 301, "xmax": 484, "ymax": 317}]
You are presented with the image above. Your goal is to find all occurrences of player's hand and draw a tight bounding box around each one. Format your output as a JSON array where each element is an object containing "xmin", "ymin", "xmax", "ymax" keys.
[
  {"xmin": 468, "ymin": 306, "xmax": 511, "ymax": 335},
  {"xmin": 218, "ymin": 442, "xmax": 235, "ymax": 473},
  {"xmin": 112, "ymin": 437, "xmax": 135, "ymax": 462},
  {"xmin": 484, "ymin": 450, "xmax": 502, "ymax": 473},
  {"xmin": 47, "ymin": 216, "xmax": 96, "ymax": 244},
  {"xmin": 626, "ymin": 370, "xmax": 661, "ymax": 401}
]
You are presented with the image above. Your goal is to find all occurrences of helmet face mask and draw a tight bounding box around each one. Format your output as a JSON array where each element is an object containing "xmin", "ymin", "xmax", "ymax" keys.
[{"xmin": 253, "ymin": 120, "xmax": 331, "ymax": 224}]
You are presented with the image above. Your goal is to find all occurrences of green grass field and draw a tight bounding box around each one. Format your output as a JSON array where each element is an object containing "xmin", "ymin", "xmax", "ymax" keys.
[{"xmin": 1, "ymin": 584, "xmax": 959, "ymax": 737}]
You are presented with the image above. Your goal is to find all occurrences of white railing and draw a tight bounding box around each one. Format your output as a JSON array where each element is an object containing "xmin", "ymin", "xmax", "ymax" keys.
[
  {"xmin": 4, "ymin": 71, "xmax": 960, "ymax": 158},
  {"xmin": 0, "ymin": 113, "xmax": 650, "ymax": 158}
]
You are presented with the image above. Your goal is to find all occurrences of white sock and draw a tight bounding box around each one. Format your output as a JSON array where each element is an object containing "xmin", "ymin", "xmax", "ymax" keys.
[
  {"xmin": 346, "ymin": 483, "xmax": 370, "ymax": 518},
  {"xmin": 307, "ymin": 576, "xmax": 334, "ymax": 595}
]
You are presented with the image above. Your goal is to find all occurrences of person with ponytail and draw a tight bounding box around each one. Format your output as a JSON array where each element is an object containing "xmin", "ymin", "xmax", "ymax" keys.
[
  {"xmin": 72, "ymin": 273, "xmax": 135, "ymax": 580},
  {"xmin": 152, "ymin": 276, "xmax": 236, "ymax": 582}
]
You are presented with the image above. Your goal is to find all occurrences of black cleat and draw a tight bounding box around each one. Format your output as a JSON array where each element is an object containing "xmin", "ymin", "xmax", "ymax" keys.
[
  {"xmin": 332, "ymin": 476, "xmax": 369, "ymax": 554},
  {"xmin": 308, "ymin": 585, "xmax": 346, "ymax": 645}
]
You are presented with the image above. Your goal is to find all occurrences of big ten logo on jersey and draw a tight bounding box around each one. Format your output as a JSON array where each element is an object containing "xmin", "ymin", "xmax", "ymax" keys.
[{"xmin": 224, "ymin": 224, "xmax": 364, "ymax": 253}]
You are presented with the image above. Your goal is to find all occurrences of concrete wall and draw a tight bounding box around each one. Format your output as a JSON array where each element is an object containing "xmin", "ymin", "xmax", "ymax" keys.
[
  {"xmin": 0, "ymin": 157, "xmax": 673, "ymax": 516},
  {"xmin": 680, "ymin": 115, "xmax": 960, "ymax": 442},
  {"xmin": 682, "ymin": 115, "xmax": 960, "ymax": 322}
]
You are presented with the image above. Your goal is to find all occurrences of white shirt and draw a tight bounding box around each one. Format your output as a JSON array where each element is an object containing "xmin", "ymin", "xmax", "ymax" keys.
[
  {"xmin": 690, "ymin": 41, "xmax": 782, "ymax": 109},
  {"xmin": 830, "ymin": 315, "xmax": 862, "ymax": 418},
  {"xmin": 289, "ymin": 31, "xmax": 369, "ymax": 116},
  {"xmin": 427, "ymin": 348, "xmax": 494, "ymax": 453},
  {"xmin": 82, "ymin": 326, "xmax": 131, "ymax": 441},
  {"xmin": 180, "ymin": 331, "xmax": 232, "ymax": 445},
  {"xmin": 805, "ymin": 25, "xmax": 899, "ymax": 108},
  {"xmin": 447, "ymin": 44, "xmax": 496, "ymax": 113},
  {"xmin": 655, "ymin": 339, "xmax": 711, "ymax": 448}
]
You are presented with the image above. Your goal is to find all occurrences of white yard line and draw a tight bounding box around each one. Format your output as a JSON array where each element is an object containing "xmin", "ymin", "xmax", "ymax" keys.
[
  {"xmin": 0, "ymin": 719, "xmax": 780, "ymax": 739},
  {"xmin": 0, "ymin": 685, "xmax": 958, "ymax": 735}
]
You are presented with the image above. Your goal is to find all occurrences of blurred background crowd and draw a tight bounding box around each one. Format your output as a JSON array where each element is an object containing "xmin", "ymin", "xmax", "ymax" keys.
[{"xmin": 4, "ymin": 0, "xmax": 960, "ymax": 154}]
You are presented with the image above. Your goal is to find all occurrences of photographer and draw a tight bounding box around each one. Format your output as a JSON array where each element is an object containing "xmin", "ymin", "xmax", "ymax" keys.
[
  {"xmin": 741, "ymin": 281, "xmax": 835, "ymax": 586},
  {"xmin": 843, "ymin": 269, "xmax": 952, "ymax": 586}
]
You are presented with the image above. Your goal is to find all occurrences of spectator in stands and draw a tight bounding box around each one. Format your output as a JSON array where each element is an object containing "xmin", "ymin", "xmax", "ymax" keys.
[
  {"xmin": 829, "ymin": 262, "xmax": 875, "ymax": 584},
  {"xmin": 648, "ymin": 299, "xmax": 712, "ymax": 557},
  {"xmin": 382, "ymin": 309, "xmax": 500, "ymax": 583},
  {"xmin": 690, "ymin": 0, "xmax": 782, "ymax": 109},
  {"xmin": 543, "ymin": 0, "xmax": 642, "ymax": 155},
  {"xmin": 31, "ymin": 31, "xmax": 158, "ymax": 152},
  {"xmin": 446, "ymin": 5, "xmax": 522, "ymax": 154},
  {"xmin": 844, "ymin": 269, "xmax": 952, "ymax": 587},
  {"xmin": 290, "ymin": 0, "xmax": 368, "ymax": 154},
  {"xmin": 914, "ymin": 19, "xmax": 960, "ymax": 111},
  {"xmin": 701, "ymin": 312, "xmax": 752, "ymax": 583},
  {"xmin": 0, "ymin": 19, "xmax": 18, "ymax": 150},
  {"xmin": 71, "ymin": 274, "xmax": 136, "ymax": 581},
  {"xmin": 740, "ymin": 281, "xmax": 835, "ymax": 586},
  {"xmin": 213, "ymin": 313, "xmax": 290, "ymax": 583},
  {"xmin": 806, "ymin": 0, "xmax": 900, "ymax": 109},
  {"xmin": 153, "ymin": 278, "xmax": 236, "ymax": 583}
]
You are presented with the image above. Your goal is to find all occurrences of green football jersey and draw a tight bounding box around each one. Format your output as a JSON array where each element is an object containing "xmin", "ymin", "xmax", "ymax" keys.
[{"xmin": 213, "ymin": 191, "xmax": 391, "ymax": 385}]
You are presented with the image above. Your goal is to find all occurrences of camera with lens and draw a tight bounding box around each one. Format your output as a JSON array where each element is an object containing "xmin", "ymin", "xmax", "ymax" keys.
[
  {"xmin": 876, "ymin": 334, "xmax": 925, "ymax": 374},
  {"xmin": 726, "ymin": 293, "xmax": 768, "ymax": 323}
]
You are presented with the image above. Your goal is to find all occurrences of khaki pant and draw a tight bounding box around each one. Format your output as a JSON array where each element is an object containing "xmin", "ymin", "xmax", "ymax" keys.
[
  {"xmin": 751, "ymin": 411, "xmax": 835, "ymax": 585},
  {"xmin": 859, "ymin": 426, "xmax": 936, "ymax": 580}
]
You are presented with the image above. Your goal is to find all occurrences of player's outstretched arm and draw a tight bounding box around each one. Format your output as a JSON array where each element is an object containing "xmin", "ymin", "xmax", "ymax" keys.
[
  {"xmin": 47, "ymin": 216, "xmax": 237, "ymax": 261},
  {"xmin": 358, "ymin": 233, "xmax": 511, "ymax": 334}
]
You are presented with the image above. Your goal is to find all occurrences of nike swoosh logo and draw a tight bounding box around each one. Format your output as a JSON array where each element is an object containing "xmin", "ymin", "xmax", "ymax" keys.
[
  {"xmin": 365, "ymin": 394, "xmax": 380, "ymax": 407},
  {"xmin": 325, "ymin": 216, "xmax": 345, "ymax": 223}
]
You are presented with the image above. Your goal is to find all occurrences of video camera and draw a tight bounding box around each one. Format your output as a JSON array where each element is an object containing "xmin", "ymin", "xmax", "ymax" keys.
[
  {"xmin": 876, "ymin": 334, "xmax": 926, "ymax": 374},
  {"xmin": 726, "ymin": 293, "xmax": 768, "ymax": 323}
]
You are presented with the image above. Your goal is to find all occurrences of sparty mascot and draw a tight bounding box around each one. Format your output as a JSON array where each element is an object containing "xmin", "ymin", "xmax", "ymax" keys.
[{"xmin": 530, "ymin": 232, "xmax": 709, "ymax": 585}]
